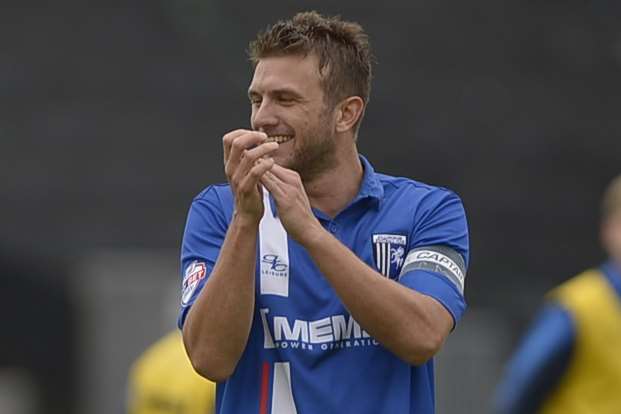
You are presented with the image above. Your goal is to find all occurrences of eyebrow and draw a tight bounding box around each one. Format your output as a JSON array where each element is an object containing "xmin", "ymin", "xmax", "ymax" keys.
[{"xmin": 247, "ymin": 87, "xmax": 304, "ymax": 99}]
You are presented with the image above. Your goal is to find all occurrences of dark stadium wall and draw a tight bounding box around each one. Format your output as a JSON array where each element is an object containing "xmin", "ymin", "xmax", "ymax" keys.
[{"xmin": 2, "ymin": 1, "xmax": 621, "ymax": 412}]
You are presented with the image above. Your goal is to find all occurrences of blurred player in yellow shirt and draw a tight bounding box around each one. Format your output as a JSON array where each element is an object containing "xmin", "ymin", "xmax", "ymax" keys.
[
  {"xmin": 494, "ymin": 175, "xmax": 621, "ymax": 413},
  {"xmin": 127, "ymin": 330, "xmax": 215, "ymax": 414}
]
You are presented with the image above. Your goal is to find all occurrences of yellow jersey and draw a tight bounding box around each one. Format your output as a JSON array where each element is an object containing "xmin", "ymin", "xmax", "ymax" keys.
[
  {"xmin": 540, "ymin": 269, "xmax": 621, "ymax": 414},
  {"xmin": 128, "ymin": 330, "xmax": 216, "ymax": 414}
]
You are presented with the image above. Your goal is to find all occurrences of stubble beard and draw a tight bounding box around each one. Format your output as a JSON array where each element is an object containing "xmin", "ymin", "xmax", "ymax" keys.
[{"xmin": 288, "ymin": 115, "xmax": 338, "ymax": 182}]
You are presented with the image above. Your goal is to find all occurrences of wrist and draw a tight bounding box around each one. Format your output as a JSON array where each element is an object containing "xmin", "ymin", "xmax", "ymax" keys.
[
  {"xmin": 299, "ymin": 221, "xmax": 330, "ymax": 249},
  {"xmin": 232, "ymin": 210, "xmax": 261, "ymax": 229}
]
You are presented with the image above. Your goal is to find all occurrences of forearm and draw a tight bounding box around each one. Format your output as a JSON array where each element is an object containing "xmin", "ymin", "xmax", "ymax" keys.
[
  {"xmin": 183, "ymin": 213, "xmax": 259, "ymax": 381},
  {"xmin": 304, "ymin": 227, "xmax": 452, "ymax": 365}
]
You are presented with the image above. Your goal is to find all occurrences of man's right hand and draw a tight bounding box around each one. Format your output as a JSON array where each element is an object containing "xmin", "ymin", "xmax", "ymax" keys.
[
  {"xmin": 223, "ymin": 129, "xmax": 279, "ymax": 222},
  {"xmin": 184, "ymin": 130, "xmax": 278, "ymax": 382}
]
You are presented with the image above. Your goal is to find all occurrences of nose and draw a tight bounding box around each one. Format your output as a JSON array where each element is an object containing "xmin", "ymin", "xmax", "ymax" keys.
[{"xmin": 251, "ymin": 99, "xmax": 279, "ymax": 132}]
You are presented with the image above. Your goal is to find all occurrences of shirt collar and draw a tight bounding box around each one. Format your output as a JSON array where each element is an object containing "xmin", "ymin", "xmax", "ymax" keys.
[
  {"xmin": 354, "ymin": 154, "xmax": 384, "ymax": 207},
  {"xmin": 601, "ymin": 260, "xmax": 621, "ymax": 299},
  {"xmin": 267, "ymin": 154, "xmax": 384, "ymax": 218}
]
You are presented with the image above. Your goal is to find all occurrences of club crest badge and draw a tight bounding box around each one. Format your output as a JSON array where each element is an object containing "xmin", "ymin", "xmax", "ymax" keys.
[{"xmin": 372, "ymin": 234, "xmax": 407, "ymax": 279}]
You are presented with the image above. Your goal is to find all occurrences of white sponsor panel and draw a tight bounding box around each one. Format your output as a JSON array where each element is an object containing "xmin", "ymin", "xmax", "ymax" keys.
[
  {"xmin": 259, "ymin": 188, "xmax": 290, "ymax": 297},
  {"xmin": 271, "ymin": 362, "xmax": 298, "ymax": 414}
]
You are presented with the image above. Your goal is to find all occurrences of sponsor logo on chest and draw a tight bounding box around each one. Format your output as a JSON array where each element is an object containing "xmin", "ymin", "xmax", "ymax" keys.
[
  {"xmin": 261, "ymin": 254, "xmax": 288, "ymax": 275},
  {"xmin": 259, "ymin": 308, "xmax": 380, "ymax": 352}
]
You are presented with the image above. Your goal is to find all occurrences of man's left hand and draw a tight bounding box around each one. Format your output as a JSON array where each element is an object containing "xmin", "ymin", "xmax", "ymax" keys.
[{"xmin": 260, "ymin": 164, "xmax": 323, "ymax": 244}]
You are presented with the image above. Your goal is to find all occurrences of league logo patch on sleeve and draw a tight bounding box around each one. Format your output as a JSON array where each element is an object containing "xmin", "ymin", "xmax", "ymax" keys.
[
  {"xmin": 181, "ymin": 261, "xmax": 207, "ymax": 306},
  {"xmin": 372, "ymin": 234, "xmax": 407, "ymax": 279}
]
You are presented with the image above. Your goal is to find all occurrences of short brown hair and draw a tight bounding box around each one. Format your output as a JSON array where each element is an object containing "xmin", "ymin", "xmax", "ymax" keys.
[
  {"xmin": 248, "ymin": 11, "xmax": 374, "ymax": 110},
  {"xmin": 602, "ymin": 174, "xmax": 621, "ymax": 219}
]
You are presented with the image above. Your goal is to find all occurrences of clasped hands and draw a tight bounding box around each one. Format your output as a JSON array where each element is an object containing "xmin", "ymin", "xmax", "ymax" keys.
[{"xmin": 223, "ymin": 129, "xmax": 322, "ymax": 243}]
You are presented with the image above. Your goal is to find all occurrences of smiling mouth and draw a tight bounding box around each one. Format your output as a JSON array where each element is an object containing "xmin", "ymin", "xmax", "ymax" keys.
[{"xmin": 266, "ymin": 135, "xmax": 294, "ymax": 144}]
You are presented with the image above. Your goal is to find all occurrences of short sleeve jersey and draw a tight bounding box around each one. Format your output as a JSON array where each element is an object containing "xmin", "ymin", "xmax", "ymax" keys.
[{"xmin": 179, "ymin": 155, "xmax": 469, "ymax": 414}]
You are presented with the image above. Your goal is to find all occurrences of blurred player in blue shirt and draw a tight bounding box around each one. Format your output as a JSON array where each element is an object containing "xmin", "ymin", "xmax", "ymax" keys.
[
  {"xmin": 493, "ymin": 175, "xmax": 621, "ymax": 414},
  {"xmin": 179, "ymin": 11, "xmax": 469, "ymax": 414}
]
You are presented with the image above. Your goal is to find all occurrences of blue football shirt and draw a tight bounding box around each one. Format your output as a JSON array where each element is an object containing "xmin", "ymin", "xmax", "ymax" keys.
[{"xmin": 179, "ymin": 155, "xmax": 469, "ymax": 414}]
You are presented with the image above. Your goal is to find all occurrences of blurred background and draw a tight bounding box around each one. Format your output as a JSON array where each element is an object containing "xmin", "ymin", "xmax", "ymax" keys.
[{"xmin": 2, "ymin": 0, "xmax": 621, "ymax": 413}]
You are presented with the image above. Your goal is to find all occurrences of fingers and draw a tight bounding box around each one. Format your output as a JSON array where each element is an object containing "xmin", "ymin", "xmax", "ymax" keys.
[
  {"xmin": 238, "ymin": 158, "xmax": 275, "ymax": 194},
  {"xmin": 223, "ymin": 130, "xmax": 266, "ymax": 166},
  {"xmin": 261, "ymin": 169, "xmax": 313, "ymax": 219},
  {"xmin": 269, "ymin": 164, "xmax": 301, "ymax": 184},
  {"xmin": 244, "ymin": 141, "xmax": 279, "ymax": 163},
  {"xmin": 224, "ymin": 131, "xmax": 266, "ymax": 179},
  {"xmin": 260, "ymin": 170, "xmax": 286, "ymax": 198},
  {"xmin": 222, "ymin": 129, "xmax": 248, "ymax": 164},
  {"xmin": 232, "ymin": 141, "xmax": 279, "ymax": 190},
  {"xmin": 260, "ymin": 165, "xmax": 302, "ymax": 197}
]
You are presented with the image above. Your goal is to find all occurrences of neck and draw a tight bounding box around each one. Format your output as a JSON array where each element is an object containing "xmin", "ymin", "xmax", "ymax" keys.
[{"xmin": 303, "ymin": 144, "xmax": 363, "ymax": 218}]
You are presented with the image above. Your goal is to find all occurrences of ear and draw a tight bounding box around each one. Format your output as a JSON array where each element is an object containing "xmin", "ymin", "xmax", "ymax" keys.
[
  {"xmin": 335, "ymin": 96, "xmax": 365, "ymax": 133},
  {"xmin": 602, "ymin": 213, "xmax": 621, "ymax": 258},
  {"xmin": 601, "ymin": 218, "xmax": 610, "ymax": 252}
]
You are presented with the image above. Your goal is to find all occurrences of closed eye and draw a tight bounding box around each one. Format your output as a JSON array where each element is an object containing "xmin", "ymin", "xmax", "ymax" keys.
[
  {"xmin": 277, "ymin": 96, "xmax": 296, "ymax": 106},
  {"xmin": 248, "ymin": 90, "xmax": 262, "ymax": 106}
]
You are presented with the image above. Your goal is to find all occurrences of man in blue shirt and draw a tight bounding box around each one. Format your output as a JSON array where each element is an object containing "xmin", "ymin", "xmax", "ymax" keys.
[{"xmin": 179, "ymin": 11, "xmax": 469, "ymax": 413}]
